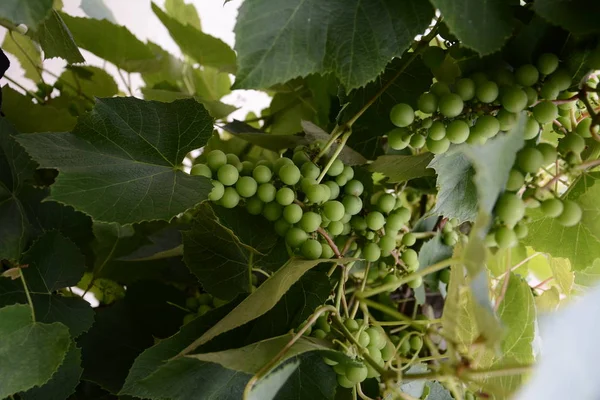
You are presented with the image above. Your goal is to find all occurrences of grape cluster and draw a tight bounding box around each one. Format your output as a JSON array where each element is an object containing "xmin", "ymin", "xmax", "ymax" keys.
[{"xmin": 182, "ymin": 292, "xmax": 229, "ymax": 325}]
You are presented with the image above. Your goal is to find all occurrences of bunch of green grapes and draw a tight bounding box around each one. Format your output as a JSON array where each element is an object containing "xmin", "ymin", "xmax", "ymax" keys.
[{"xmin": 182, "ymin": 291, "xmax": 229, "ymax": 325}]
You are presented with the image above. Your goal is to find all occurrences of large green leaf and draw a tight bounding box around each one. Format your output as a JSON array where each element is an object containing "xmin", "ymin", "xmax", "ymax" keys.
[
  {"xmin": 233, "ymin": 0, "xmax": 434, "ymax": 90},
  {"xmin": 16, "ymin": 97, "xmax": 214, "ymax": 224},
  {"xmin": 248, "ymin": 360, "xmax": 299, "ymax": 400},
  {"xmin": 369, "ymin": 153, "xmax": 435, "ymax": 183},
  {"xmin": 430, "ymin": 0, "xmax": 514, "ymax": 55},
  {"xmin": 31, "ymin": 10, "xmax": 85, "ymax": 63},
  {"xmin": 152, "ymin": 3, "xmax": 236, "ymax": 73},
  {"xmin": 525, "ymin": 173, "xmax": 600, "ymax": 272},
  {"xmin": 533, "ymin": 0, "xmax": 600, "ymax": 35},
  {"xmin": 2, "ymin": 31, "xmax": 42, "ymax": 82},
  {"xmin": 60, "ymin": 13, "xmax": 158, "ymax": 72},
  {"xmin": 415, "ymin": 234, "xmax": 453, "ymax": 304},
  {"xmin": 0, "ymin": 0, "xmax": 53, "ymax": 28},
  {"xmin": 165, "ymin": 0, "xmax": 201, "ymax": 30},
  {"xmin": 0, "ymin": 304, "xmax": 71, "ymax": 398},
  {"xmin": 58, "ymin": 66, "xmax": 118, "ymax": 98}
]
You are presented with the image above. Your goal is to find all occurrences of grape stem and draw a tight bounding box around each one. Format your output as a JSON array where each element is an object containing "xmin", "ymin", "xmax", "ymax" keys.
[
  {"xmin": 19, "ymin": 267, "xmax": 35, "ymax": 322},
  {"xmin": 3, "ymin": 75, "xmax": 45, "ymax": 103},
  {"xmin": 316, "ymin": 128, "xmax": 352, "ymax": 183},
  {"xmin": 400, "ymin": 363, "xmax": 533, "ymax": 382},
  {"xmin": 357, "ymin": 383, "xmax": 375, "ymax": 400},
  {"xmin": 542, "ymin": 158, "xmax": 600, "ymax": 190},
  {"xmin": 317, "ymin": 227, "xmax": 342, "ymax": 258}
]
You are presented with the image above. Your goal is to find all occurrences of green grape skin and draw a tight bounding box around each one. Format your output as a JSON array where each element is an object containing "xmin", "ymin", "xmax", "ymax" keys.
[
  {"xmin": 274, "ymin": 218, "xmax": 291, "ymax": 236},
  {"xmin": 422, "ymin": 46, "xmax": 446, "ymax": 69},
  {"xmin": 532, "ymin": 101, "xmax": 558, "ymax": 124},
  {"xmin": 278, "ymin": 163, "xmax": 301, "ymax": 185},
  {"xmin": 517, "ymin": 147, "xmax": 545, "ymax": 173},
  {"xmin": 377, "ymin": 193, "xmax": 396, "ymax": 214},
  {"xmin": 557, "ymin": 200, "xmax": 582, "ymax": 227},
  {"xmin": 342, "ymin": 166, "xmax": 354, "ymax": 180},
  {"xmin": 345, "ymin": 364, "xmax": 368, "ymax": 384},
  {"xmin": 328, "ymin": 220, "xmax": 344, "ymax": 236},
  {"xmin": 438, "ymin": 93, "xmax": 464, "ymax": 117},
  {"xmin": 206, "ymin": 150, "xmax": 227, "ymax": 171},
  {"xmin": 191, "ymin": 163, "xmax": 212, "ymax": 178},
  {"xmin": 492, "ymin": 68, "xmax": 515, "ymax": 86},
  {"xmin": 388, "ymin": 128, "xmax": 410, "ymax": 150},
  {"xmin": 439, "ymin": 268, "xmax": 451, "ymax": 284},
  {"xmin": 465, "ymin": 393, "xmax": 476, "ymax": 400},
  {"xmin": 342, "ymin": 195, "xmax": 363, "ymax": 215},
  {"xmin": 321, "ymin": 242, "xmax": 335, "ymax": 259},
  {"xmin": 208, "ymin": 180, "xmax": 225, "ymax": 202},
  {"xmin": 366, "ymin": 327, "xmax": 386, "ymax": 350},
  {"xmin": 366, "ymin": 345, "xmax": 382, "ymax": 362},
  {"xmin": 495, "ymin": 193, "xmax": 525, "ymax": 227},
  {"xmin": 549, "ymin": 69, "xmax": 572, "ymax": 91},
  {"xmin": 299, "ymin": 211, "xmax": 322, "ymax": 232},
  {"xmin": 428, "ymin": 121, "xmax": 446, "ymax": 140},
  {"xmin": 475, "ymin": 115, "xmax": 500, "ymax": 138},
  {"xmin": 252, "ymin": 165, "xmax": 272, "ymax": 183},
  {"xmin": 380, "ymin": 340, "xmax": 396, "ymax": 361},
  {"xmin": 496, "ymin": 109, "xmax": 517, "ymax": 131},
  {"xmin": 418, "ymin": 92, "xmax": 438, "ymax": 114},
  {"xmin": 358, "ymin": 331, "xmax": 371, "ymax": 347},
  {"xmin": 301, "ymin": 239, "xmax": 322, "ymax": 259},
  {"xmin": 186, "ymin": 297, "xmax": 199, "ymax": 311},
  {"xmin": 501, "ymin": 87, "xmax": 528, "ymax": 113},
  {"xmin": 427, "ymin": 137, "xmax": 451, "ymax": 155},
  {"xmin": 246, "ymin": 196, "xmax": 264, "ymax": 215},
  {"xmin": 345, "ymin": 180, "xmax": 364, "ymax": 196},
  {"xmin": 363, "ymin": 242, "xmax": 381, "ymax": 262},
  {"xmin": 273, "ymin": 157, "xmax": 293, "ymax": 174},
  {"xmin": 220, "ymin": 187, "xmax": 240, "ymax": 209},
  {"xmin": 515, "ymin": 64, "xmax": 540, "ymax": 87},
  {"xmin": 324, "ymin": 181, "xmax": 340, "ymax": 200},
  {"xmin": 506, "ymin": 169, "xmax": 525, "ymax": 192},
  {"xmin": 311, "ymin": 329, "xmax": 327, "ymax": 339},
  {"xmin": 401, "ymin": 248, "xmax": 418, "ymax": 266},
  {"xmin": 495, "ymin": 226, "xmax": 517, "ymax": 249},
  {"xmin": 537, "ymin": 143, "xmax": 558, "ymax": 165},
  {"xmin": 344, "ymin": 318, "xmax": 360, "ymax": 332},
  {"xmin": 409, "ymin": 335, "xmax": 423, "ymax": 351},
  {"xmin": 443, "ymin": 231, "xmax": 459, "ymax": 246},
  {"xmin": 327, "ymin": 159, "xmax": 345, "ymax": 177},
  {"xmin": 540, "ymin": 81, "xmax": 560, "ymax": 100},
  {"xmin": 323, "ymin": 201, "xmax": 345, "ymax": 221},
  {"xmin": 241, "ymin": 161, "xmax": 254, "ymax": 176},
  {"xmin": 333, "ymin": 362, "xmax": 346, "ymax": 375},
  {"xmin": 292, "ymin": 150, "xmax": 310, "ymax": 166},
  {"xmin": 285, "ymin": 227, "xmax": 308, "ymax": 248},
  {"xmin": 263, "ymin": 202, "xmax": 283, "ymax": 221},
  {"xmin": 537, "ymin": 53, "xmax": 559, "ymax": 75},
  {"xmin": 351, "ymin": 216, "xmax": 368, "ymax": 232},
  {"xmin": 364, "ymin": 231, "xmax": 376, "ymax": 240},
  {"xmin": 336, "ymin": 374, "xmax": 355, "ymax": 389},
  {"xmin": 235, "ymin": 176, "xmax": 258, "ymax": 198},
  {"xmin": 275, "ymin": 187, "xmax": 295, "ymax": 205},
  {"xmin": 305, "ymin": 184, "xmax": 327, "ymax": 204},
  {"xmin": 257, "ymin": 183, "xmax": 277, "ymax": 203},
  {"xmin": 407, "ymin": 276, "xmax": 423, "ymax": 288},
  {"xmin": 524, "ymin": 117, "xmax": 541, "ymax": 140},
  {"xmin": 446, "ymin": 120, "xmax": 470, "ymax": 144},
  {"xmin": 378, "ymin": 235, "xmax": 396, "ymax": 254},
  {"xmin": 410, "ymin": 134, "xmax": 426, "ymax": 149},
  {"xmin": 300, "ymin": 162, "xmax": 320, "ymax": 180},
  {"xmin": 514, "ymin": 223, "xmax": 529, "ymax": 239},
  {"xmin": 576, "ymin": 118, "xmax": 597, "ymax": 138},
  {"xmin": 390, "ymin": 103, "xmax": 415, "ymax": 127},
  {"xmin": 340, "ymin": 213, "xmax": 352, "ymax": 223},
  {"xmin": 559, "ymin": 134, "xmax": 586, "ymax": 155},
  {"xmin": 401, "ymin": 232, "xmax": 417, "ymax": 246},
  {"xmin": 430, "ymin": 81, "xmax": 451, "ymax": 97},
  {"xmin": 476, "ymin": 80, "xmax": 499, "ymax": 103},
  {"xmin": 455, "ymin": 78, "xmax": 476, "ymax": 101},
  {"xmin": 217, "ymin": 164, "xmax": 239, "ymax": 186},
  {"xmin": 366, "ymin": 211, "xmax": 385, "ymax": 230},
  {"xmin": 226, "ymin": 153, "xmax": 240, "ymax": 166},
  {"xmin": 524, "ymin": 86, "xmax": 538, "ymax": 105}
]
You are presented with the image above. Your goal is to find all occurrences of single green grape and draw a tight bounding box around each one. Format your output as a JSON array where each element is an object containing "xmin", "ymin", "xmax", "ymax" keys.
[
  {"xmin": 345, "ymin": 364, "xmax": 368, "ymax": 383},
  {"xmin": 358, "ymin": 331, "xmax": 371, "ymax": 347},
  {"xmin": 401, "ymin": 232, "xmax": 416, "ymax": 246},
  {"xmin": 475, "ymin": 115, "xmax": 500, "ymax": 138},
  {"xmin": 390, "ymin": 103, "xmax": 415, "ymax": 127},
  {"xmin": 495, "ymin": 226, "xmax": 517, "ymax": 249},
  {"xmin": 351, "ymin": 216, "xmax": 368, "ymax": 231},
  {"xmin": 557, "ymin": 200, "xmax": 582, "ymax": 227},
  {"xmin": 378, "ymin": 235, "xmax": 396, "ymax": 254},
  {"xmin": 501, "ymin": 86, "xmax": 528, "ymax": 113},
  {"xmin": 418, "ymin": 92, "xmax": 438, "ymax": 114},
  {"xmin": 323, "ymin": 200, "xmax": 345, "ymax": 221},
  {"xmin": 388, "ymin": 128, "xmax": 410, "ymax": 150},
  {"xmin": 366, "ymin": 211, "xmax": 385, "ymax": 230},
  {"xmin": 206, "ymin": 150, "xmax": 227, "ymax": 171},
  {"xmin": 524, "ymin": 116, "xmax": 541, "ymax": 140},
  {"xmin": 476, "ymin": 80, "xmax": 499, "ymax": 103},
  {"xmin": 380, "ymin": 340, "xmax": 396, "ymax": 361},
  {"xmin": 514, "ymin": 223, "xmax": 529, "ymax": 239},
  {"xmin": 407, "ymin": 276, "xmax": 423, "ymax": 288},
  {"xmin": 377, "ymin": 193, "xmax": 396, "ymax": 214},
  {"xmin": 246, "ymin": 196, "xmax": 264, "ymax": 215},
  {"xmin": 438, "ymin": 93, "xmax": 464, "ymax": 117},
  {"xmin": 220, "ymin": 187, "xmax": 240, "ymax": 208},
  {"xmin": 301, "ymin": 239, "xmax": 322, "ymax": 259},
  {"xmin": 273, "ymin": 157, "xmax": 293, "ymax": 174},
  {"xmin": 300, "ymin": 162, "xmax": 320, "ymax": 180},
  {"xmin": 275, "ymin": 187, "xmax": 295, "ymax": 205},
  {"xmin": 516, "ymin": 147, "xmax": 545, "ymax": 173},
  {"xmin": 559, "ymin": 134, "xmax": 586, "ymax": 155},
  {"xmin": 496, "ymin": 109, "xmax": 517, "ymax": 131},
  {"xmin": 311, "ymin": 329, "xmax": 327, "ymax": 339},
  {"xmin": 278, "ymin": 163, "xmax": 301, "ymax": 185},
  {"xmin": 537, "ymin": 53, "xmax": 559, "ymax": 75},
  {"xmin": 540, "ymin": 81, "xmax": 560, "ymax": 100},
  {"xmin": 274, "ymin": 218, "xmax": 291, "ymax": 236},
  {"xmin": 430, "ymin": 81, "xmax": 451, "ymax": 97},
  {"xmin": 263, "ymin": 202, "xmax": 282, "ymax": 221},
  {"xmin": 409, "ymin": 335, "xmax": 423, "ymax": 351},
  {"xmin": 524, "ymin": 86, "xmax": 538, "ymax": 105},
  {"xmin": 549, "ymin": 68, "xmax": 572, "ymax": 91},
  {"xmin": 252, "ymin": 165, "xmax": 272, "ymax": 183},
  {"xmin": 191, "ymin": 163, "xmax": 212, "ymax": 178},
  {"xmin": 299, "ymin": 211, "xmax": 322, "ymax": 232},
  {"xmin": 363, "ymin": 242, "xmax": 381, "ymax": 262},
  {"xmin": 257, "ymin": 183, "xmax": 277, "ymax": 203},
  {"xmin": 515, "ymin": 64, "xmax": 540, "ymax": 87},
  {"xmin": 292, "ymin": 150, "xmax": 310, "ymax": 166},
  {"xmin": 366, "ymin": 345, "xmax": 382, "ymax": 362},
  {"xmin": 532, "ymin": 101, "xmax": 558, "ymax": 124},
  {"xmin": 305, "ymin": 184, "xmax": 327, "ymax": 204},
  {"xmin": 217, "ymin": 164, "xmax": 239, "ymax": 186},
  {"xmin": 576, "ymin": 118, "xmax": 597, "ymax": 138},
  {"xmin": 344, "ymin": 318, "xmax": 359, "ymax": 332},
  {"xmin": 366, "ymin": 327, "xmax": 386, "ymax": 350},
  {"xmin": 495, "ymin": 192, "xmax": 525, "ymax": 227},
  {"xmin": 327, "ymin": 159, "xmax": 345, "ymax": 177},
  {"xmin": 197, "ymin": 305, "xmax": 212, "ymax": 316},
  {"xmin": 342, "ymin": 195, "xmax": 363, "ymax": 215},
  {"xmin": 235, "ymin": 176, "xmax": 258, "ymax": 198},
  {"xmin": 328, "ymin": 220, "xmax": 344, "ymax": 236},
  {"xmin": 537, "ymin": 143, "xmax": 558, "ymax": 165},
  {"xmin": 439, "ymin": 268, "xmax": 451, "ymax": 284},
  {"xmin": 446, "ymin": 120, "xmax": 470, "ymax": 144},
  {"xmin": 285, "ymin": 227, "xmax": 308, "ymax": 248},
  {"xmin": 455, "ymin": 78, "xmax": 475, "ymax": 101},
  {"xmin": 428, "ymin": 121, "xmax": 446, "ymax": 140},
  {"xmin": 410, "ymin": 134, "xmax": 426, "ymax": 149},
  {"xmin": 427, "ymin": 137, "xmax": 451, "ymax": 154},
  {"xmin": 506, "ymin": 169, "xmax": 525, "ymax": 192},
  {"xmin": 336, "ymin": 374, "xmax": 355, "ymax": 389},
  {"xmin": 208, "ymin": 180, "xmax": 225, "ymax": 202},
  {"xmin": 401, "ymin": 248, "xmax": 418, "ymax": 266},
  {"xmin": 240, "ymin": 161, "xmax": 255, "ymax": 176},
  {"xmin": 541, "ymin": 198, "xmax": 564, "ymax": 218},
  {"xmin": 345, "ymin": 180, "xmax": 364, "ymax": 196}
]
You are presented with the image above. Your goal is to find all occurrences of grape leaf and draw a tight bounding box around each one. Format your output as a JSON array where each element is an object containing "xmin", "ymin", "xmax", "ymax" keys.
[
  {"xmin": 233, "ymin": 0, "xmax": 434, "ymax": 90},
  {"xmin": 441, "ymin": 262, "xmax": 479, "ymax": 348},
  {"xmin": 16, "ymin": 97, "xmax": 214, "ymax": 225},
  {"xmin": 533, "ymin": 0, "xmax": 600, "ymax": 35},
  {"xmin": 60, "ymin": 13, "xmax": 159, "ymax": 72},
  {"xmin": 20, "ymin": 342, "xmax": 82, "ymax": 400},
  {"xmin": 424, "ymin": 381, "xmax": 452, "ymax": 400},
  {"xmin": 141, "ymin": 88, "xmax": 237, "ymax": 119},
  {"xmin": 58, "ymin": 66, "xmax": 118, "ymax": 98},
  {"xmin": 213, "ymin": 205, "xmax": 279, "ymax": 253},
  {"xmin": 152, "ymin": 3, "xmax": 236, "ymax": 73},
  {"xmin": 574, "ymin": 258, "xmax": 600, "ymax": 288},
  {"xmin": 31, "ymin": 10, "xmax": 85, "ymax": 63},
  {"xmin": 300, "ymin": 121, "xmax": 368, "ymax": 166},
  {"xmin": 430, "ymin": 0, "xmax": 514, "ymax": 55},
  {"xmin": 0, "ymin": 304, "xmax": 71, "ymax": 398},
  {"xmin": 369, "ymin": 153, "xmax": 435, "ymax": 183},
  {"xmin": 165, "ymin": 0, "xmax": 201, "ymax": 30},
  {"xmin": 524, "ymin": 173, "xmax": 600, "ymax": 272},
  {"xmin": 0, "ymin": 0, "xmax": 53, "ymax": 28},
  {"xmin": 248, "ymin": 360, "xmax": 299, "ymax": 400},
  {"xmin": 535, "ymin": 286, "xmax": 560, "ymax": 312},
  {"xmin": 416, "ymin": 234, "xmax": 453, "ymax": 304},
  {"xmin": 2, "ymin": 31, "xmax": 42, "ymax": 82}
]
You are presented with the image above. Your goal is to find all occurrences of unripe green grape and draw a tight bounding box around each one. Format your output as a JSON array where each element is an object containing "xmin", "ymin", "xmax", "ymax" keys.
[
  {"xmin": 305, "ymin": 184, "xmax": 327, "ymax": 204},
  {"xmin": 514, "ymin": 223, "xmax": 529, "ymax": 239},
  {"xmin": 263, "ymin": 202, "xmax": 282, "ymax": 221},
  {"xmin": 366, "ymin": 327, "xmax": 386, "ymax": 350},
  {"xmin": 342, "ymin": 166, "xmax": 354, "ymax": 180},
  {"xmin": 407, "ymin": 276, "xmax": 423, "ymax": 288},
  {"xmin": 344, "ymin": 318, "xmax": 360, "ymax": 333},
  {"xmin": 217, "ymin": 164, "xmax": 239, "ymax": 186},
  {"xmin": 341, "ymin": 213, "xmax": 352, "ymax": 224},
  {"xmin": 537, "ymin": 53, "xmax": 559, "ymax": 75},
  {"xmin": 380, "ymin": 340, "xmax": 396, "ymax": 361},
  {"xmin": 565, "ymin": 152, "xmax": 582, "ymax": 165},
  {"xmin": 220, "ymin": 187, "xmax": 240, "ymax": 208},
  {"xmin": 517, "ymin": 147, "xmax": 544, "ymax": 173},
  {"xmin": 273, "ymin": 188, "xmax": 293, "ymax": 207},
  {"xmin": 274, "ymin": 218, "xmax": 291, "ymax": 236},
  {"xmin": 408, "ymin": 335, "xmax": 423, "ymax": 351},
  {"xmin": 495, "ymin": 193, "xmax": 525, "ymax": 227},
  {"xmin": 320, "ymin": 243, "xmax": 335, "ymax": 259},
  {"xmin": 323, "ymin": 201, "xmax": 345, "ymax": 222},
  {"xmin": 423, "ymin": 117, "xmax": 434, "ymax": 129},
  {"xmin": 299, "ymin": 211, "xmax": 322, "ymax": 232},
  {"xmin": 235, "ymin": 176, "xmax": 257, "ymax": 198},
  {"xmin": 559, "ymin": 134, "xmax": 586, "ymax": 155},
  {"xmin": 557, "ymin": 200, "xmax": 582, "ymax": 227},
  {"xmin": 341, "ymin": 195, "xmax": 362, "ymax": 216},
  {"xmin": 300, "ymin": 162, "xmax": 320, "ymax": 180},
  {"xmin": 351, "ymin": 216, "xmax": 368, "ymax": 232},
  {"xmin": 524, "ymin": 117, "xmax": 541, "ymax": 140},
  {"xmin": 409, "ymin": 134, "xmax": 425, "ymax": 149},
  {"xmin": 541, "ymin": 198, "xmax": 564, "ymax": 217},
  {"xmin": 286, "ymin": 227, "xmax": 308, "ymax": 248},
  {"xmin": 475, "ymin": 115, "xmax": 500, "ymax": 138},
  {"xmin": 501, "ymin": 87, "xmax": 528, "ymax": 113},
  {"xmin": 358, "ymin": 331, "xmax": 371, "ymax": 347},
  {"xmin": 324, "ymin": 181, "xmax": 340, "ymax": 200},
  {"xmin": 186, "ymin": 297, "xmax": 199, "ymax": 311},
  {"xmin": 366, "ymin": 345, "xmax": 382, "ymax": 362},
  {"xmin": 321, "ymin": 184, "xmax": 331, "ymax": 203},
  {"xmin": 401, "ymin": 248, "xmax": 418, "ymax": 266},
  {"xmin": 492, "ymin": 68, "xmax": 515, "ymax": 87},
  {"xmin": 320, "ymin": 217, "xmax": 330, "ymax": 228},
  {"xmin": 301, "ymin": 178, "xmax": 317, "ymax": 193},
  {"xmin": 257, "ymin": 183, "xmax": 276, "ymax": 203},
  {"xmin": 333, "ymin": 362, "xmax": 346, "ymax": 375},
  {"xmin": 366, "ymin": 211, "xmax": 385, "ymax": 230},
  {"xmin": 377, "ymin": 194, "xmax": 396, "ymax": 214},
  {"xmin": 252, "ymin": 165, "xmax": 272, "ymax": 183},
  {"xmin": 438, "ymin": 93, "xmax": 464, "ymax": 117},
  {"xmin": 206, "ymin": 150, "xmax": 227, "ymax": 171},
  {"xmin": 327, "ymin": 220, "xmax": 344, "ymax": 236},
  {"xmin": 418, "ymin": 92, "xmax": 438, "ymax": 114},
  {"xmin": 537, "ymin": 143, "xmax": 558, "ymax": 165},
  {"xmin": 576, "ymin": 118, "xmax": 597, "ymax": 138},
  {"xmin": 524, "ymin": 86, "xmax": 538, "ymax": 105},
  {"xmin": 378, "ymin": 235, "xmax": 396, "ymax": 254},
  {"xmin": 327, "ymin": 159, "xmax": 344, "ymax": 177},
  {"xmin": 390, "ymin": 103, "xmax": 415, "ymax": 127},
  {"xmin": 455, "ymin": 78, "xmax": 476, "ymax": 101},
  {"xmin": 428, "ymin": 121, "xmax": 446, "ymax": 140},
  {"xmin": 388, "ymin": 128, "xmax": 409, "ymax": 150},
  {"xmin": 226, "ymin": 153, "xmax": 240, "ymax": 166},
  {"xmin": 346, "ymin": 364, "xmax": 368, "ymax": 384},
  {"xmin": 208, "ymin": 180, "xmax": 225, "ymax": 202},
  {"xmin": 301, "ymin": 239, "xmax": 322, "ymax": 259},
  {"xmin": 311, "ymin": 329, "xmax": 327, "ymax": 339},
  {"xmin": 401, "ymin": 232, "xmax": 417, "ymax": 246},
  {"xmin": 539, "ymin": 81, "xmax": 560, "ymax": 100},
  {"xmin": 549, "ymin": 69, "xmax": 572, "ymax": 91},
  {"xmin": 292, "ymin": 150, "xmax": 310, "ymax": 166},
  {"xmin": 363, "ymin": 242, "xmax": 381, "ymax": 262},
  {"xmin": 337, "ymin": 374, "xmax": 355, "ymax": 389},
  {"xmin": 364, "ymin": 231, "xmax": 376, "ymax": 240},
  {"xmin": 183, "ymin": 314, "xmax": 196, "ymax": 325},
  {"xmin": 422, "ymin": 46, "xmax": 446, "ymax": 69},
  {"xmin": 506, "ymin": 169, "xmax": 525, "ymax": 192},
  {"xmin": 496, "ymin": 109, "xmax": 517, "ymax": 131},
  {"xmin": 465, "ymin": 393, "xmax": 476, "ymax": 400},
  {"xmin": 476, "ymin": 80, "xmax": 499, "ymax": 103},
  {"xmin": 430, "ymin": 81, "xmax": 451, "ymax": 97},
  {"xmin": 533, "ymin": 101, "xmax": 558, "ymax": 124},
  {"xmin": 443, "ymin": 231, "xmax": 459, "ymax": 246},
  {"xmin": 495, "ymin": 226, "xmax": 517, "ymax": 249},
  {"xmin": 273, "ymin": 157, "xmax": 293, "ymax": 174},
  {"xmin": 279, "ymin": 164, "xmax": 301, "ymax": 185},
  {"xmin": 191, "ymin": 163, "xmax": 212, "ymax": 178},
  {"xmin": 515, "ymin": 64, "xmax": 540, "ymax": 87},
  {"xmin": 394, "ymin": 206, "xmax": 411, "ymax": 223},
  {"xmin": 446, "ymin": 120, "xmax": 470, "ymax": 144},
  {"xmin": 246, "ymin": 196, "xmax": 264, "ymax": 215},
  {"xmin": 439, "ymin": 268, "xmax": 451, "ymax": 284},
  {"xmin": 241, "ymin": 161, "xmax": 255, "ymax": 176},
  {"xmin": 467, "ymin": 127, "xmax": 487, "ymax": 145},
  {"xmin": 345, "ymin": 180, "xmax": 364, "ymax": 196}
]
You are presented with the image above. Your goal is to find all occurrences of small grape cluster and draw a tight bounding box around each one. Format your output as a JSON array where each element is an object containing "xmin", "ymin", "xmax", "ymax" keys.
[
  {"xmin": 191, "ymin": 147, "xmax": 421, "ymax": 281},
  {"xmin": 182, "ymin": 292, "xmax": 229, "ymax": 325}
]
